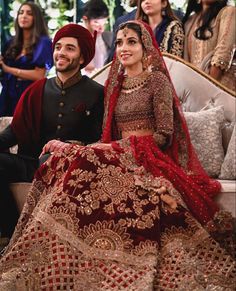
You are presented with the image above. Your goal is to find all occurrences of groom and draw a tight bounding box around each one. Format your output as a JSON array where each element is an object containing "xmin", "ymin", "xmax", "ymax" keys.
[{"xmin": 0, "ymin": 23, "xmax": 104, "ymax": 238}]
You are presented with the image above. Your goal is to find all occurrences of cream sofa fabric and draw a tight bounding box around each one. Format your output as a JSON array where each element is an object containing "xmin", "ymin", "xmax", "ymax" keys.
[{"xmin": 0, "ymin": 54, "xmax": 235, "ymax": 216}]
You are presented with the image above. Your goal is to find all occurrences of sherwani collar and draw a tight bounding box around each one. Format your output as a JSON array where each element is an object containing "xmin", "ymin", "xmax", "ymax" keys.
[{"xmin": 56, "ymin": 70, "xmax": 82, "ymax": 89}]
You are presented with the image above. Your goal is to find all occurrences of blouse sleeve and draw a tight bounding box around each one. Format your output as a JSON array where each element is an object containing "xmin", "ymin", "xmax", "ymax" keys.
[
  {"xmin": 33, "ymin": 36, "xmax": 53, "ymax": 71},
  {"xmin": 152, "ymin": 72, "xmax": 174, "ymax": 148},
  {"xmin": 211, "ymin": 6, "xmax": 236, "ymax": 71},
  {"xmin": 168, "ymin": 21, "xmax": 184, "ymax": 58}
]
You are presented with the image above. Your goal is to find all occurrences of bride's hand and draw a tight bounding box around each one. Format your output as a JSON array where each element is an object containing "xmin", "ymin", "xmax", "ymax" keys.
[
  {"xmin": 91, "ymin": 143, "xmax": 112, "ymax": 150},
  {"xmin": 39, "ymin": 140, "xmax": 70, "ymax": 158}
]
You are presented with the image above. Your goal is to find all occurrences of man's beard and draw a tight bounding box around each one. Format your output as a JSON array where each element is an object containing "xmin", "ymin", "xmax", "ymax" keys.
[{"xmin": 55, "ymin": 56, "xmax": 82, "ymax": 73}]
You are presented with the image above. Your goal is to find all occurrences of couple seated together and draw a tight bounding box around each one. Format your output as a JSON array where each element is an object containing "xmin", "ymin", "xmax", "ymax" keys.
[{"xmin": 0, "ymin": 21, "xmax": 235, "ymax": 290}]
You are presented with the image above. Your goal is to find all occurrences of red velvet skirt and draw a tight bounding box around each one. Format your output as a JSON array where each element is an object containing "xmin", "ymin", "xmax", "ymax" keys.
[{"xmin": 0, "ymin": 137, "xmax": 234, "ymax": 290}]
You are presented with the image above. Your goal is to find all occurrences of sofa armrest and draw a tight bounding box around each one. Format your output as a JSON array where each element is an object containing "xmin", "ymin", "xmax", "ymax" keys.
[{"xmin": 215, "ymin": 179, "xmax": 236, "ymax": 217}]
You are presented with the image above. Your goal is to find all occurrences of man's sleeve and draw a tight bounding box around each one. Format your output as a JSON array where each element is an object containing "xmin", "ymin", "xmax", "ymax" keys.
[{"xmin": 0, "ymin": 125, "xmax": 17, "ymax": 152}]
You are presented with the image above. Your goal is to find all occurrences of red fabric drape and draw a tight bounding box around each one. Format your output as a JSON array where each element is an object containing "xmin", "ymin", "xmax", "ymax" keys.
[{"xmin": 11, "ymin": 78, "xmax": 46, "ymax": 149}]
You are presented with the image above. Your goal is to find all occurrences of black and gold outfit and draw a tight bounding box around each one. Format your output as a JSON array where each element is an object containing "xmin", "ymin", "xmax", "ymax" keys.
[{"xmin": 155, "ymin": 17, "xmax": 184, "ymax": 57}]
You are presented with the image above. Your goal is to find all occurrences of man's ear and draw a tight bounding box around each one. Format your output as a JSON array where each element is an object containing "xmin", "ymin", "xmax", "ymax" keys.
[
  {"xmin": 82, "ymin": 16, "xmax": 88, "ymax": 22},
  {"xmin": 79, "ymin": 54, "xmax": 85, "ymax": 65}
]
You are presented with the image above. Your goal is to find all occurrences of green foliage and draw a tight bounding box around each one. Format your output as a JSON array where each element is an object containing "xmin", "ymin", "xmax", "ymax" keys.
[{"xmin": 103, "ymin": 0, "xmax": 116, "ymax": 30}]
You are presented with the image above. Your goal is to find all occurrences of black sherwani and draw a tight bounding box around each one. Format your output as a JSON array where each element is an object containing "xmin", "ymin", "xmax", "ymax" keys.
[{"xmin": 0, "ymin": 72, "xmax": 104, "ymax": 236}]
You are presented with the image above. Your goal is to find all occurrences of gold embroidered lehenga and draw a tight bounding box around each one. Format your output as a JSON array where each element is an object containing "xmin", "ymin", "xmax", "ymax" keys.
[{"xmin": 0, "ymin": 21, "xmax": 235, "ymax": 290}]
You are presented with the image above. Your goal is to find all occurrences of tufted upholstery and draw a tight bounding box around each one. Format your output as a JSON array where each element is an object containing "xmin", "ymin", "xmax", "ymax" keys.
[{"xmin": 0, "ymin": 53, "xmax": 235, "ymax": 216}]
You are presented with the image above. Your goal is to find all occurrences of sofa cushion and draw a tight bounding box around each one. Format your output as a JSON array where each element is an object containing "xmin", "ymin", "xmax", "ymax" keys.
[
  {"xmin": 184, "ymin": 106, "xmax": 225, "ymax": 177},
  {"xmin": 219, "ymin": 124, "xmax": 236, "ymax": 180}
]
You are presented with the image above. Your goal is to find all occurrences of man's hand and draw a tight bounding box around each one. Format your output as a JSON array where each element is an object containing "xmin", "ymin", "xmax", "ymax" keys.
[{"xmin": 39, "ymin": 140, "xmax": 70, "ymax": 158}]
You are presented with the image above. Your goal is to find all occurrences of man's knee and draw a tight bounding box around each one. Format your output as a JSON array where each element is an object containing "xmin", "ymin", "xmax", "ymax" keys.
[
  {"xmin": 0, "ymin": 153, "xmax": 30, "ymax": 182},
  {"xmin": 0, "ymin": 153, "xmax": 16, "ymax": 182}
]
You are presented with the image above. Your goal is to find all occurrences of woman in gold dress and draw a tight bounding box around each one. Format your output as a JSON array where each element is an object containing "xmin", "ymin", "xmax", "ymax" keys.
[
  {"xmin": 0, "ymin": 20, "xmax": 235, "ymax": 290},
  {"xmin": 183, "ymin": 0, "xmax": 235, "ymax": 92}
]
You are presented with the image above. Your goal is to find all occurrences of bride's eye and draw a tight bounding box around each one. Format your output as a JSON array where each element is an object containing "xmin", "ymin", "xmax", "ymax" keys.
[{"xmin": 115, "ymin": 40, "xmax": 122, "ymax": 47}]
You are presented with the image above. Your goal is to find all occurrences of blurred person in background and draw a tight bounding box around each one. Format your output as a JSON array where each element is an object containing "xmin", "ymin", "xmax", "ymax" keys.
[
  {"xmin": 183, "ymin": 0, "xmax": 235, "ymax": 92},
  {"xmin": 81, "ymin": 0, "xmax": 112, "ymax": 76},
  {"xmin": 107, "ymin": 0, "xmax": 138, "ymax": 63},
  {"xmin": 136, "ymin": 0, "xmax": 184, "ymax": 57},
  {"xmin": 0, "ymin": 2, "xmax": 53, "ymax": 116}
]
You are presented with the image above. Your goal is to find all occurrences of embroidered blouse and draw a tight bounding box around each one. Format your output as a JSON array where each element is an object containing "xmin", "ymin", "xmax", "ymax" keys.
[{"xmin": 114, "ymin": 70, "xmax": 174, "ymax": 147}]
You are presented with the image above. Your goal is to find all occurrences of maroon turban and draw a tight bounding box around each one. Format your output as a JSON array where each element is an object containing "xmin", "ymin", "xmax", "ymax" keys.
[{"xmin": 52, "ymin": 23, "xmax": 96, "ymax": 68}]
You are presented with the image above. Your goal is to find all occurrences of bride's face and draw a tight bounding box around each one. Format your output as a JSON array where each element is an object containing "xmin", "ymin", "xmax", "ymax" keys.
[{"xmin": 116, "ymin": 27, "xmax": 144, "ymax": 71}]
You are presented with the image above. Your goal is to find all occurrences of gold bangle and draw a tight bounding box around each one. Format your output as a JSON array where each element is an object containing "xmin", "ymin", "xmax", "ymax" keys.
[{"xmin": 16, "ymin": 69, "xmax": 21, "ymax": 77}]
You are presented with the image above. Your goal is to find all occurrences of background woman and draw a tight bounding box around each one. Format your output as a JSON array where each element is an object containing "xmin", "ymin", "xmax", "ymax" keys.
[
  {"xmin": 0, "ymin": 2, "xmax": 53, "ymax": 116},
  {"xmin": 136, "ymin": 0, "xmax": 184, "ymax": 57},
  {"xmin": 183, "ymin": 0, "xmax": 235, "ymax": 92},
  {"xmin": 81, "ymin": 0, "xmax": 112, "ymax": 76},
  {"xmin": 0, "ymin": 21, "xmax": 234, "ymax": 290}
]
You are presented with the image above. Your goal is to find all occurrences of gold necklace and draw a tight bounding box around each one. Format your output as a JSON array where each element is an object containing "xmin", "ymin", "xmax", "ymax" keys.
[{"xmin": 122, "ymin": 71, "xmax": 149, "ymax": 90}]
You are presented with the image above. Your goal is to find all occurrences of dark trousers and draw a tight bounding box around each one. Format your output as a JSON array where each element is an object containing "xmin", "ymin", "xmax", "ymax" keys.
[{"xmin": 0, "ymin": 153, "xmax": 38, "ymax": 237}]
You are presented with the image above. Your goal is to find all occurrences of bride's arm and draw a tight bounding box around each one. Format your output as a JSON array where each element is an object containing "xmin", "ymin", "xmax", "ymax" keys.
[{"xmin": 152, "ymin": 72, "xmax": 174, "ymax": 149}]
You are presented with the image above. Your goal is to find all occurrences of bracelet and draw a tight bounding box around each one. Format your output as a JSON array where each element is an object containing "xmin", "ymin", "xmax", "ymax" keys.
[{"xmin": 16, "ymin": 69, "xmax": 21, "ymax": 77}]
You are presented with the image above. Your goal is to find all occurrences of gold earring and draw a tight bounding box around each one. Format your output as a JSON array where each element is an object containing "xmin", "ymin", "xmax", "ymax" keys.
[
  {"xmin": 142, "ymin": 54, "xmax": 148, "ymax": 71},
  {"xmin": 161, "ymin": 8, "xmax": 166, "ymax": 16}
]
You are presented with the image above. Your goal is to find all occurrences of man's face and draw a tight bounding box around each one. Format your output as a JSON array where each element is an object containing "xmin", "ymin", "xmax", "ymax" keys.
[
  {"xmin": 129, "ymin": 0, "xmax": 138, "ymax": 7},
  {"xmin": 53, "ymin": 37, "xmax": 84, "ymax": 73}
]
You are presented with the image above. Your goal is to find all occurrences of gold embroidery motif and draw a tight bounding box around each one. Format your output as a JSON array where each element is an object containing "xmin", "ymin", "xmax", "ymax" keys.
[
  {"xmin": 78, "ymin": 220, "xmax": 133, "ymax": 251},
  {"xmin": 160, "ymin": 20, "xmax": 184, "ymax": 57},
  {"xmin": 132, "ymin": 240, "xmax": 158, "ymax": 257}
]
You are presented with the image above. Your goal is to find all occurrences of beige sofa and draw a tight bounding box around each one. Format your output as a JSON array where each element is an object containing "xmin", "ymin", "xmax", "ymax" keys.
[{"xmin": 0, "ymin": 53, "xmax": 235, "ymax": 217}]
